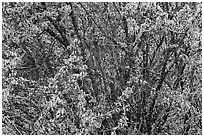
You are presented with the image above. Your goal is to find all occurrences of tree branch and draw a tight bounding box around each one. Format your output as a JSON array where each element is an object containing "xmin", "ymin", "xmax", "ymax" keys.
[
  {"xmin": 46, "ymin": 16, "xmax": 70, "ymax": 47},
  {"xmin": 44, "ymin": 27, "xmax": 64, "ymax": 46},
  {"xmin": 79, "ymin": 2, "xmax": 119, "ymax": 45},
  {"xmin": 148, "ymin": 47, "xmax": 174, "ymax": 125},
  {"xmin": 67, "ymin": 2, "xmax": 81, "ymax": 40},
  {"xmin": 150, "ymin": 35, "xmax": 165, "ymax": 67}
]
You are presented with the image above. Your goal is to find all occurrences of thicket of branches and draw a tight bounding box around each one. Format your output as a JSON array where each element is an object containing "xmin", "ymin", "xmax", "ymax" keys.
[{"xmin": 2, "ymin": 2, "xmax": 202, "ymax": 135}]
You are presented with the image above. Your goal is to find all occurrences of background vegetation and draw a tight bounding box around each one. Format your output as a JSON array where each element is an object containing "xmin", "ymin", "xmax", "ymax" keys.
[{"xmin": 2, "ymin": 2, "xmax": 202, "ymax": 135}]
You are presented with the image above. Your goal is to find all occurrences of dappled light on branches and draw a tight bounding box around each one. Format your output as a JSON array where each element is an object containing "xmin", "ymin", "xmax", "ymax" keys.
[{"xmin": 2, "ymin": 2, "xmax": 202, "ymax": 135}]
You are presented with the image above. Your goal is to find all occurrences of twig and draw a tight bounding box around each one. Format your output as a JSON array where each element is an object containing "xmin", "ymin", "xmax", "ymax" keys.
[
  {"xmin": 3, "ymin": 116, "xmax": 22, "ymax": 135},
  {"xmin": 112, "ymin": 2, "xmax": 122, "ymax": 18},
  {"xmin": 67, "ymin": 2, "xmax": 81, "ymax": 40},
  {"xmin": 46, "ymin": 16, "xmax": 70, "ymax": 46},
  {"xmin": 141, "ymin": 13, "xmax": 188, "ymax": 34},
  {"xmin": 44, "ymin": 27, "xmax": 64, "ymax": 45},
  {"xmin": 78, "ymin": 3, "xmax": 119, "ymax": 45}
]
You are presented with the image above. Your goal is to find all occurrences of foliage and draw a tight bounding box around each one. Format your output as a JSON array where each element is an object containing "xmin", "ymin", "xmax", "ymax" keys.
[{"xmin": 2, "ymin": 2, "xmax": 202, "ymax": 135}]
